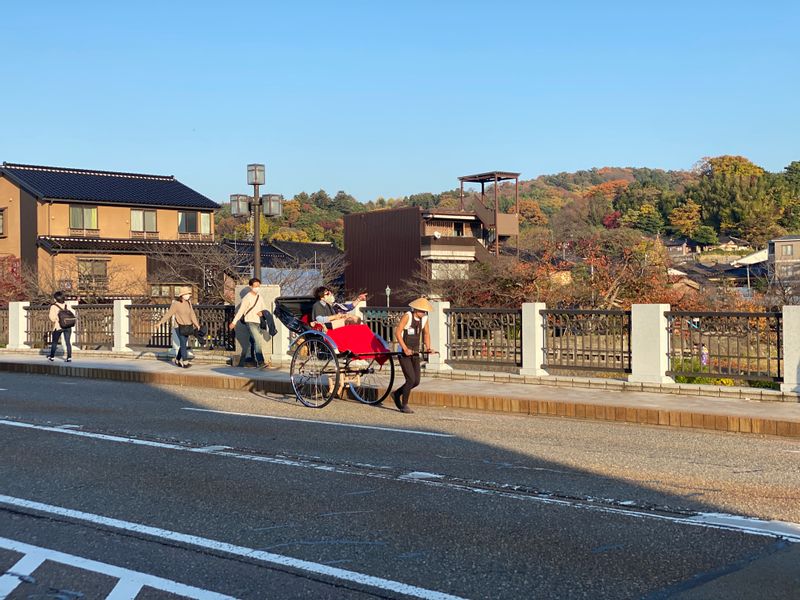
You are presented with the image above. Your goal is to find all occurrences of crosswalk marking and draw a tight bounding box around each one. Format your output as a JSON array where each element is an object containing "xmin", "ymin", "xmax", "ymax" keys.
[{"xmin": 0, "ymin": 536, "xmax": 234, "ymax": 600}]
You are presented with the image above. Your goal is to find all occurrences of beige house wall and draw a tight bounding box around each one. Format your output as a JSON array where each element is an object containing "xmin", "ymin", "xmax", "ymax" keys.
[
  {"xmin": 0, "ymin": 178, "xmax": 39, "ymax": 271},
  {"xmin": 38, "ymin": 251, "xmax": 148, "ymax": 297},
  {"xmin": 41, "ymin": 202, "xmax": 214, "ymax": 240},
  {"xmin": 0, "ymin": 177, "xmax": 22, "ymax": 259}
]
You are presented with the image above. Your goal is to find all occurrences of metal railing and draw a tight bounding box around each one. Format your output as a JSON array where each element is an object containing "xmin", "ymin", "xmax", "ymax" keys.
[
  {"xmin": 666, "ymin": 311, "xmax": 782, "ymax": 382},
  {"xmin": 0, "ymin": 309, "xmax": 8, "ymax": 346},
  {"xmin": 127, "ymin": 304, "xmax": 235, "ymax": 351},
  {"xmin": 74, "ymin": 304, "xmax": 114, "ymax": 349},
  {"xmin": 361, "ymin": 306, "xmax": 408, "ymax": 345},
  {"xmin": 446, "ymin": 308, "xmax": 521, "ymax": 369},
  {"xmin": 24, "ymin": 305, "xmax": 53, "ymax": 348},
  {"xmin": 541, "ymin": 309, "xmax": 631, "ymax": 374}
]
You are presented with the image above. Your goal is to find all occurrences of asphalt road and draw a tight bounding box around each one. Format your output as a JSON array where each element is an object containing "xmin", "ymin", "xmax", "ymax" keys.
[{"xmin": 0, "ymin": 372, "xmax": 798, "ymax": 599}]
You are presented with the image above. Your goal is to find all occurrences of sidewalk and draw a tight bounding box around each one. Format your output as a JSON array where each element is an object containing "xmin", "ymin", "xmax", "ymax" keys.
[{"xmin": 0, "ymin": 352, "xmax": 798, "ymax": 439}]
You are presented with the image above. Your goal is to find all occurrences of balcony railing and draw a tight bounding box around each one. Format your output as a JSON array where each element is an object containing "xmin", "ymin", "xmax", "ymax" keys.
[
  {"xmin": 178, "ymin": 232, "xmax": 213, "ymax": 241},
  {"xmin": 131, "ymin": 231, "xmax": 160, "ymax": 240},
  {"xmin": 68, "ymin": 228, "xmax": 101, "ymax": 238},
  {"xmin": 666, "ymin": 311, "xmax": 782, "ymax": 383},
  {"xmin": 541, "ymin": 309, "xmax": 631, "ymax": 374}
]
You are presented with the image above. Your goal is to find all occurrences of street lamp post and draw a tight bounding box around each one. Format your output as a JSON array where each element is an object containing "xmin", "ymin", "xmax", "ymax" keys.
[
  {"xmin": 247, "ymin": 164, "xmax": 265, "ymax": 278},
  {"xmin": 231, "ymin": 165, "xmax": 283, "ymax": 279},
  {"xmin": 385, "ymin": 285, "xmax": 391, "ymax": 308}
]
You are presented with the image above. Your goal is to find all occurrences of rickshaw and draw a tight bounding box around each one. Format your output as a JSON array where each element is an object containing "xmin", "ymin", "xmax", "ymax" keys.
[{"xmin": 274, "ymin": 296, "xmax": 397, "ymax": 408}]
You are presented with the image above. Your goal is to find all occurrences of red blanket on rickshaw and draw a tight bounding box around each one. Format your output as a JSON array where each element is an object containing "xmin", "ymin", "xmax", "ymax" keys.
[{"xmin": 326, "ymin": 324, "xmax": 392, "ymax": 364}]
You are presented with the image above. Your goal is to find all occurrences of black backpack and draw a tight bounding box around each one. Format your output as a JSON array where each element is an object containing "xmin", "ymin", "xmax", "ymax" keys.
[{"xmin": 55, "ymin": 304, "xmax": 76, "ymax": 329}]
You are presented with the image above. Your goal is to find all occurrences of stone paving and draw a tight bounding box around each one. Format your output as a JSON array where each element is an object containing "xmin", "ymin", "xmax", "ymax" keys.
[{"xmin": 0, "ymin": 351, "xmax": 798, "ymax": 438}]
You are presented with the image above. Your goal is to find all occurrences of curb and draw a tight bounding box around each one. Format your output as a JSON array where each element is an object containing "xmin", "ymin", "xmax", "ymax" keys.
[{"xmin": 1, "ymin": 361, "xmax": 798, "ymax": 439}]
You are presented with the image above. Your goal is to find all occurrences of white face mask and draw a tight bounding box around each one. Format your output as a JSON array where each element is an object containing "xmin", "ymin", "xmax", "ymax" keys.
[
  {"xmin": 182, "ymin": 294, "xmax": 191, "ymax": 301},
  {"xmin": 324, "ymin": 293, "xmax": 335, "ymax": 303}
]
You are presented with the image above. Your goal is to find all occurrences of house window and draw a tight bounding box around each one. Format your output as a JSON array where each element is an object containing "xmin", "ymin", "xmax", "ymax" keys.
[
  {"xmin": 0, "ymin": 208, "xmax": 5, "ymax": 237},
  {"xmin": 150, "ymin": 283, "xmax": 191, "ymax": 299},
  {"xmin": 454, "ymin": 222, "xmax": 464, "ymax": 237},
  {"xmin": 69, "ymin": 205, "xmax": 98, "ymax": 230},
  {"xmin": 131, "ymin": 209, "xmax": 157, "ymax": 232},
  {"xmin": 200, "ymin": 212, "xmax": 211, "ymax": 235},
  {"xmin": 781, "ymin": 244, "xmax": 794, "ymax": 257},
  {"xmin": 77, "ymin": 259, "xmax": 108, "ymax": 290},
  {"xmin": 178, "ymin": 211, "xmax": 198, "ymax": 233}
]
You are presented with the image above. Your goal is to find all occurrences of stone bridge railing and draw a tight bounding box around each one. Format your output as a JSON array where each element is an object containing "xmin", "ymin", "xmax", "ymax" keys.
[{"xmin": 3, "ymin": 298, "xmax": 800, "ymax": 393}]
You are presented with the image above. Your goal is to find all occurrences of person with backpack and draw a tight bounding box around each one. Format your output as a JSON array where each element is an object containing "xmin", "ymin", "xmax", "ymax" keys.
[
  {"xmin": 391, "ymin": 297, "xmax": 434, "ymax": 413},
  {"xmin": 155, "ymin": 286, "xmax": 200, "ymax": 368},
  {"xmin": 48, "ymin": 291, "xmax": 75, "ymax": 362},
  {"xmin": 228, "ymin": 277, "xmax": 271, "ymax": 368}
]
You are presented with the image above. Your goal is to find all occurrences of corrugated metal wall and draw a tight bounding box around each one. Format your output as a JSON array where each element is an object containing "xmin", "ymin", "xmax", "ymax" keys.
[{"xmin": 344, "ymin": 207, "xmax": 422, "ymax": 304}]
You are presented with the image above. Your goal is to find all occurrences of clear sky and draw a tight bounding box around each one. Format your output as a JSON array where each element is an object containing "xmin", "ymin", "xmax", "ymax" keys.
[{"xmin": 1, "ymin": 1, "xmax": 798, "ymax": 204}]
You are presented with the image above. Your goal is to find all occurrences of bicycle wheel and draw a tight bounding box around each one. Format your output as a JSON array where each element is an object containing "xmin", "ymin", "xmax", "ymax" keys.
[
  {"xmin": 290, "ymin": 337, "xmax": 340, "ymax": 408},
  {"xmin": 345, "ymin": 355, "xmax": 395, "ymax": 405}
]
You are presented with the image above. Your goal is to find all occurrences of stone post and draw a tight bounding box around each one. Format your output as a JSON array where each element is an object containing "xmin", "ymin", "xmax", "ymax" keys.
[
  {"xmin": 520, "ymin": 302, "xmax": 548, "ymax": 377},
  {"xmin": 426, "ymin": 300, "xmax": 451, "ymax": 372},
  {"xmin": 629, "ymin": 303, "xmax": 673, "ymax": 385},
  {"xmin": 113, "ymin": 299, "xmax": 133, "ymax": 353},
  {"xmin": 7, "ymin": 302, "xmax": 29, "ymax": 350},
  {"xmin": 780, "ymin": 305, "xmax": 800, "ymax": 393},
  {"xmin": 65, "ymin": 300, "xmax": 78, "ymax": 353}
]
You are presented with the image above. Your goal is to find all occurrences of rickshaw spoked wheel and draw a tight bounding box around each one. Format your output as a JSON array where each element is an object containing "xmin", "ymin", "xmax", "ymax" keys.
[
  {"xmin": 290, "ymin": 337, "xmax": 340, "ymax": 408},
  {"xmin": 345, "ymin": 355, "xmax": 395, "ymax": 405}
]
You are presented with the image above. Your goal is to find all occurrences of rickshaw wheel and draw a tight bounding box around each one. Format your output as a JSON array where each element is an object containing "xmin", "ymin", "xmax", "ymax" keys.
[
  {"xmin": 290, "ymin": 337, "xmax": 340, "ymax": 408},
  {"xmin": 345, "ymin": 355, "xmax": 395, "ymax": 405}
]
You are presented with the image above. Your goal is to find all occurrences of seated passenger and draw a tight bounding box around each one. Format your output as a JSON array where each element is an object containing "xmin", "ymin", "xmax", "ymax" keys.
[{"xmin": 311, "ymin": 286, "xmax": 366, "ymax": 330}]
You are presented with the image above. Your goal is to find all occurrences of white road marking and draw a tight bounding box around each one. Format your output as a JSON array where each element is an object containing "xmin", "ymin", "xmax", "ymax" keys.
[
  {"xmin": 0, "ymin": 553, "xmax": 45, "ymax": 597},
  {"xmin": 0, "ymin": 536, "xmax": 232, "ymax": 599},
  {"xmin": 1, "ymin": 418, "xmax": 799, "ymax": 544},
  {"xmin": 180, "ymin": 407, "xmax": 455, "ymax": 437},
  {"xmin": 0, "ymin": 497, "xmax": 465, "ymax": 600}
]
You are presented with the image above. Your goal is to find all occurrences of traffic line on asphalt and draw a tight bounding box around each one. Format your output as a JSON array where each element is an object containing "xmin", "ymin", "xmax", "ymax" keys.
[
  {"xmin": 180, "ymin": 407, "xmax": 455, "ymax": 437},
  {"xmin": 2, "ymin": 418, "xmax": 799, "ymax": 545},
  {"xmin": 0, "ymin": 496, "xmax": 466, "ymax": 600},
  {"xmin": 0, "ymin": 535, "xmax": 233, "ymax": 600}
]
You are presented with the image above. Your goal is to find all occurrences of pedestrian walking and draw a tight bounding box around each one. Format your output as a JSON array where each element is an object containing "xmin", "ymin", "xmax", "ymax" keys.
[
  {"xmin": 391, "ymin": 297, "xmax": 434, "ymax": 414},
  {"xmin": 155, "ymin": 286, "xmax": 199, "ymax": 368},
  {"xmin": 229, "ymin": 277, "xmax": 271, "ymax": 368},
  {"xmin": 47, "ymin": 291, "xmax": 75, "ymax": 362}
]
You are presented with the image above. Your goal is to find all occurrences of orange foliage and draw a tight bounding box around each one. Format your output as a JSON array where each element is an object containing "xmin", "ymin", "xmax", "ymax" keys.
[{"xmin": 583, "ymin": 179, "xmax": 630, "ymax": 200}]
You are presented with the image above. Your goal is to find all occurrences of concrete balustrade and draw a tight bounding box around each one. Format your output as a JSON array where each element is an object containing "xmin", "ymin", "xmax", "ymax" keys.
[{"xmin": 0, "ymin": 297, "xmax": 793, "ymax": 398}]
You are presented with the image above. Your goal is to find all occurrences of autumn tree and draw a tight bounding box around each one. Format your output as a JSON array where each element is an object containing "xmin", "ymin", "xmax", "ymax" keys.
[
  {"xmin": 518, "ymin": 199, "xmax": 548, "ymax": 227},
  {"xmin": 668, "ymin": 199, "xmax": 701, "ymax": 237}
]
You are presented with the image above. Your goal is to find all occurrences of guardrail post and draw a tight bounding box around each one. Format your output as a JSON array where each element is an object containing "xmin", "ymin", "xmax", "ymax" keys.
[
  {"xmin": 426, "ymin": 300, "xmax": 451, "ymax": 373},
  {"xmin": 629, "ymin": 303, "xmax": 673, "ymax": 384},
  {"xmin": 520, "ymin": 302, "xmax": 548, "ymax": 377},
  {"xmin": 780, "ymin": 305, "xmax": 800, "ymax": 393},
  {"xmin": 113, "ymin": 299, "xmax": 133, "ymax": 353},
  {"xmin": 7, "ymin": 301, "xmax": 29, "ymax": 350}
]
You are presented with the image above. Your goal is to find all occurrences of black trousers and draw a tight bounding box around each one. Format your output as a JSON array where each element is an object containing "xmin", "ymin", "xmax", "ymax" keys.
[
  {"xmin": 49, "ymin": 328, "xmax": 72, "ymax": 359},
  {"xmin": 396, "ymin": 354, "xmax": 421, "ymax": 405}
]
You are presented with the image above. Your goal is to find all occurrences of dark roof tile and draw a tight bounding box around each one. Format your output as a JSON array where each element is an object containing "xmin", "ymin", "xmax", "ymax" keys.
[{"xmin": 1, "ymin": 162, "xmax": 218, "ymax": 209}]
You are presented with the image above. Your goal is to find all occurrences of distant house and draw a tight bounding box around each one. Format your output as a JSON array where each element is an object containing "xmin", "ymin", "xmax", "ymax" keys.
[
  {"xmin": 711, "ymin": 235, "xmax": 752, "ymax": 253},
  {"xmin": 663, "ymin": 237, "xmax": 701, "ymax": 257},
  {"xmin": 768, "ymin": 235, "xmax": 800, "ymax": 283},
  {"xmin": 0, "ymin": 162, "xmax": 218, "ymax": 300}
]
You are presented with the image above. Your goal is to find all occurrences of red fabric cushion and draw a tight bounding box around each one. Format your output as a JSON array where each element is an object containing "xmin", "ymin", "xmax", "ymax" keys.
[{"xmin": 326, "ymin": 324, "xmax": 391, "ymax": 364}]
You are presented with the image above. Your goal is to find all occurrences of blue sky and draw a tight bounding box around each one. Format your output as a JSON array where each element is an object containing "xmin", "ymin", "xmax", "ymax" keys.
[{"xmin": 1, "ymin": 1, "xmax": 798, "ymax": 203}]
